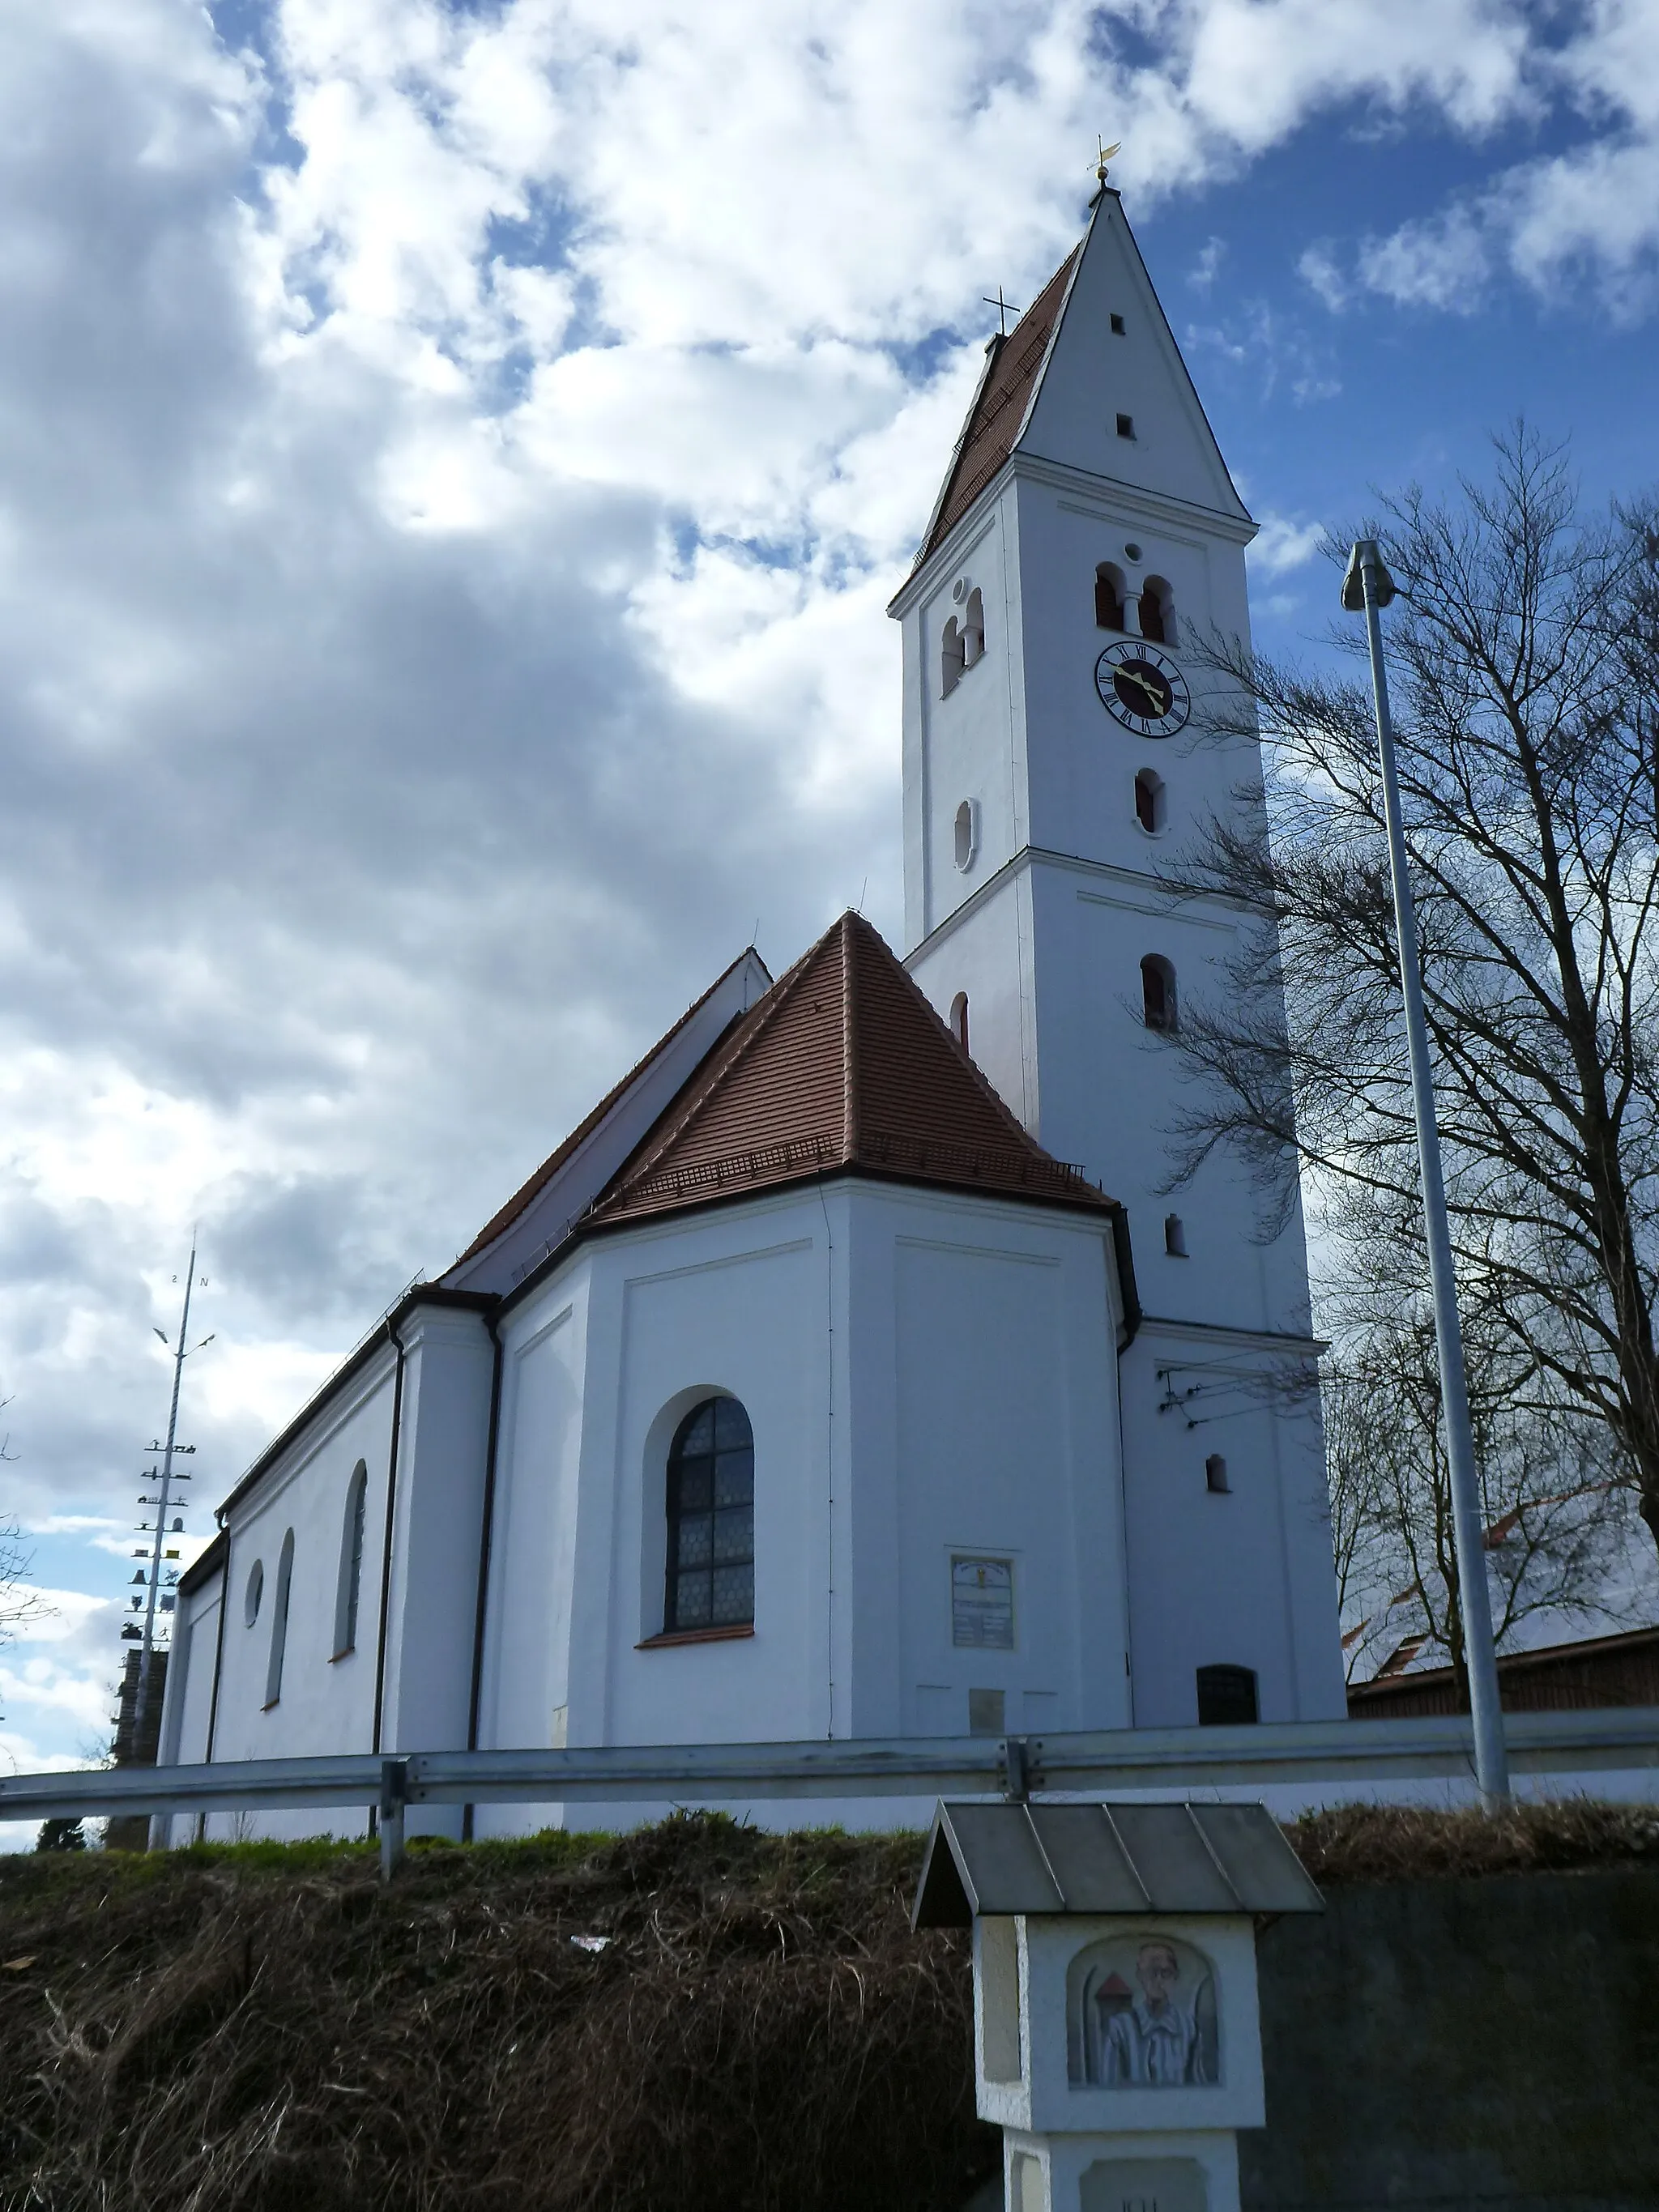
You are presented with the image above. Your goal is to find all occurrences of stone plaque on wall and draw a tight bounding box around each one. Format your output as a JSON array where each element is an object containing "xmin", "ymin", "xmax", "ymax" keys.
[{"xmin": 952, "ymin": 1555, "xmax": 1014, "ymax": 1648}]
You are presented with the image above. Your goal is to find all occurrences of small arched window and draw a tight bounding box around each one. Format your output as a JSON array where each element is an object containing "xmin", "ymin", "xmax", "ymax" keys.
[
  {"xmin": 941, "ymin": 616, "xmax": 965, "ymax": 697},
  {"xmin": 953, "ymin": 799, "xmax": 977, "ymax": 872},
  {"xmin": 244, "ymin": 1558, "xmax": 264, "ymax": 1628},
  {"xmin": 1141, "ymin": 955, "xmax": 1177, "ymax": 1033},
  {"xmin": 665, "ymin": 1397, "xmax": 754, "ymax": 1632},
  {"xmin": 1205, "ymin": 1453, "xmax": 1230, "ymax": 1494},
  {"xmin": 1196, "ymin": 1663, "xmax": 1258, "ymax": 1724},
  {"xmin": 265, "ymin": 1528, "xmax": 295, "ymax": 1707},
  {"xmin": 334, "ymin": 1460, "xmax": 369, "ymax": 1658},
  {"xmin": 1164, "ymin": 1213, "xmax": 1188, "ymax": 1257},
  {"xmin": 1094, "ymin": 563, "xmax": 1127, "ymax": 632},
  {"xmin": 962, "ymin": 587, "xmax": 985, "ymax": 667},
  {"xmin": 1133, "ymin": 769, "xmax": 1165, "ymax": 834},
  {"xmin": 949, "ymin": 991, "xmax": 970, "ymax": 1051},
  {"xmin": 1139, "ymin": 576, "xmax": 1176, "ymax": 647}
]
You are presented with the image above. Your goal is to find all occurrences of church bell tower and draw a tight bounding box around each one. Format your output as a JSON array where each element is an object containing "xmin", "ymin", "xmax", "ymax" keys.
[{"xmin": 888, "ymin": 185, "xmax": 1346, "ymax": 1725}]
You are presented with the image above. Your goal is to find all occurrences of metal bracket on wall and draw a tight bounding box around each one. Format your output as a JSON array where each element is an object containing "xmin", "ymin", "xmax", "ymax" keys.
[{"xmin": 1000, "ymin": 1736, "xmax": 1047, "ymax": 1801}]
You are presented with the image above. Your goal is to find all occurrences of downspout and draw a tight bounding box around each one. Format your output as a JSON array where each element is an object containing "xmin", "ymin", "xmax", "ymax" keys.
[
  {"xmin": 199, "ymin": 1538, "xmax": 232, "ymax": 1840},
  {"xmin": 463, "ymin": 1308, "xmax": 505, "ymax": 1842},
  {"xmin": 1111, "ymin": 1206, "xmax": 1141, "ymax": 1727},
  {"xmin": 370, "ymin": 1315, "xmax": 407, "ymax": 1762}
]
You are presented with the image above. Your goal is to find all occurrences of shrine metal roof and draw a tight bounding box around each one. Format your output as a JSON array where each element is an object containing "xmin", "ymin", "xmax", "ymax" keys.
[{"xmin": 911, "ymin": 1800, "xmax": 1324, "ymax": 1927}]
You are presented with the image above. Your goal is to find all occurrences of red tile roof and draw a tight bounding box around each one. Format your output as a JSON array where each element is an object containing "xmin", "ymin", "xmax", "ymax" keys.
[
  {"xmin": 915, "ymin": 249, "xmax": 1077, "ymax": 569},
  {"xmin": 587, "ymin": 910, "xmax": 1115, "ymax": 1226}
]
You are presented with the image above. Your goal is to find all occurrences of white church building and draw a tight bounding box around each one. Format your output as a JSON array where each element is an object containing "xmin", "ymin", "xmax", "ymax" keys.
[{"xmin": 158, "ymin": 185, "xmax": 1347, "ymax": 1839}]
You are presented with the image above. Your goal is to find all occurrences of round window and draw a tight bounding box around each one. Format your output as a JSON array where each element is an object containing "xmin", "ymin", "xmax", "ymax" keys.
[{"xmin": 245, "ymin": 1558, "xmax": 265, "ymax": 1627}]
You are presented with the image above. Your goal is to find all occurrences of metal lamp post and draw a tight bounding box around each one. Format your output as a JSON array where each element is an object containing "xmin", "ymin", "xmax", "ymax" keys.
[{"xmin": 1341, "ymin": 539, "xmax": 1511, "ymax": 1808}]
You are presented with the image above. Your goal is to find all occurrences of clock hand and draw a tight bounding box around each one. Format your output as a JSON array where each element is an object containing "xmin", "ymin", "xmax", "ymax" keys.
[{"xmin": 1120, "ymin": 667, "xmax": 1169, "ymax": 710}]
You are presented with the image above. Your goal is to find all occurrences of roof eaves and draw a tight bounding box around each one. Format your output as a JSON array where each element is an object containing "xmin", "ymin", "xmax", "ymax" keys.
[
  {"xmin": 446, "ymin": 945, "xmax": 773, "ymax": 1273},
  {"xmin": 213, "ymin": 1284, "xmax": 497, "ymax": 1524}
]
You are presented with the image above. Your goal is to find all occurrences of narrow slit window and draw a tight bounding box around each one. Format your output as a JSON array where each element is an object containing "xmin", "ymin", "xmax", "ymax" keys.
[
  {"xmin": 665, "ymin": 1396, "xmax": 754, "ymax": 1632},
  {"xmin": 1205, "ymin": 1454, "xmax": 1230, "ymax": 1494},
  {"xmin": 949, "ymin": 991, "xmax": 970, "ymax": 1052},
  {"xmin": 1141, "ymin": 955, "xmax": 1177, "ymax": 1033},
  {"xmin": 953, "ymin": 800, "xmax": 976, "ymax": 872},
  {"xmin": 265, "ymin": 1528, "xmax": 294, "ymax": 1707},
  {"xmin": 1164, "ymin": 1213, "xmax": 1187, "ymax": 1257},
  {"xmin": 1196, "ymin": 1664, "xmax": 1258, "ymax": 1725},
  {"xmin": 1110, "ymin": 313, "xmax": 1126, "ymax": 335},
  {"xmin": 1115, "ymin": 412, "xmax": 1135, "ymax": 439},
  {"xmin": 334, "ymin": 1460, "xmax": 369, "ymax": 1657}
]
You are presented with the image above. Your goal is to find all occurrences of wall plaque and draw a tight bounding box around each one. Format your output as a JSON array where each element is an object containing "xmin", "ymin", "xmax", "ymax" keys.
[{"xmin": 953, "ymin": 1554, "xmax": 1015, "ymax": 1649}]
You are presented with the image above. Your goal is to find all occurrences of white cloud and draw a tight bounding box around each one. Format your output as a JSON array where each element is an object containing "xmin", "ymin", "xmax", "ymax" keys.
[{"xmin": 1248, "ymin": 516, "xmax": 1326, "ymax": 578}]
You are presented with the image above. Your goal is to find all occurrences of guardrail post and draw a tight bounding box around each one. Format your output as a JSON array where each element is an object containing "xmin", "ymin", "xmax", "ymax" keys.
[
  {"xmin": 378, "ymin": 1758, "xmax": 408, "ymax": 1882},
  {"xmin": 1000, "ymin": 1735, "xmax": 1030, "ymax": 1802}
]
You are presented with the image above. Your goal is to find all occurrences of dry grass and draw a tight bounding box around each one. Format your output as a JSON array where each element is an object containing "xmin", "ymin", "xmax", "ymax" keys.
[
  {"xmin": 0, "ymin": 1814, "xmax": 992, "ymax": 2212},
  {"xmin": 2, "ymin": 1798, "xmax": 1655, "ymax": 2212},
  {"xmin": 1284, "ymin": 1795, "xmax": 1659, "ymax": 1885}
]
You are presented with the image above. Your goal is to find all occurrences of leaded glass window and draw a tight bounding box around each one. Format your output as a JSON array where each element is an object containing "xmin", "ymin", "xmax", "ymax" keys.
[{"xmin": 665, "ymin": 1396, "xmax": 754, "ymax": 1631}]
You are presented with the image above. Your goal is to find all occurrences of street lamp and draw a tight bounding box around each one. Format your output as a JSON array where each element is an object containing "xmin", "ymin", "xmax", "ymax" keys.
[{"xmin": 1341, "ymin": 539, "xmax": 1511, "ymax": 1808}]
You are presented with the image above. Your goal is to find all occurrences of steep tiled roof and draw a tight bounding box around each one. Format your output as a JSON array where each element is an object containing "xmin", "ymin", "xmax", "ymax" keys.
[
  {"xmin": 915, "ymin": 249, "xmax": 1077, "ymax": 568},
  {"xmin": 587, "ymin": 910, "xmax": 1115, "ymax": 1227}
]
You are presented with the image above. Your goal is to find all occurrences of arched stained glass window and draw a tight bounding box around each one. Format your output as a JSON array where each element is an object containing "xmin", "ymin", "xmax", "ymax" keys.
[{"xmin": 665, "ymin": 1397, "xmax": 754, "ymax": 1632}]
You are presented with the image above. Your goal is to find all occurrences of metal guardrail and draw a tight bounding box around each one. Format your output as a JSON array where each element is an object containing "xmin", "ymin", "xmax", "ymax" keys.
[{"xmin": 5, "ymin": 1706, "xmax": 1657, "ymax": 1827}]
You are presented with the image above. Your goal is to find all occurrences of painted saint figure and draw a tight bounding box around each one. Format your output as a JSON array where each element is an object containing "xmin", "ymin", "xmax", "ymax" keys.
[{"xmin": 1102, "ymin": 1940, "xmax": 1212, "ymax": 2086}]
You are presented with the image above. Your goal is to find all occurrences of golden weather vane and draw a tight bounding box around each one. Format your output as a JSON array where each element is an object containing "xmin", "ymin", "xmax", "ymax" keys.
[{"xmin": 1095, "ymin": 136, "xmax": 1122, "ymax": 186}]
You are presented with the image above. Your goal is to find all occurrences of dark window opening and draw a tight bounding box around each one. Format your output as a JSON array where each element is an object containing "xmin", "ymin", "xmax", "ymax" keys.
[
  {"xmin": 962, "ymin": 586, "xmax": 985, "ymax": 667},
  {"xmin": 1094, "ymin": 563, "xmax": 1127, "ymax": 631},
  {"xmin": 1134, "ymin": 769, "xmax": 1165, "ymax": 834},
  {"xmin": 1142, "ymin": 955, "xmax": 1177, "ymax": 1033},
  {"xmin": 665, "ymin": 1396, "xmax": 754, "ymax": 1632},
  {"xmin": 941, "ymin": 616, "xmax": 965, "ymax": 697},
  {"xmin": 1197, "ymin": 1664, "xmax": 1258, "ymax": 1725},
  {"xmin": 1110, "ymin": 313, "xmax": 1126, "ymax": 335},
  {"xmin": 1140, "ymin": 575, "xmax": 1175, "ymax": 647},
  {"xmin": 950, "ymin": 991, "xmax": 970, "ymax": 1052},
  {"xmin": 1164, "ymin": 1213, "xmax": 1187, "ymax": 1257},
  {"xmin": 1205, "ymin": 1454, "xmax": 1230, "ymax": 1494},
  {"xmin": 1115, "ymin": 412, "xmax": 1135, "ymax": 439}
]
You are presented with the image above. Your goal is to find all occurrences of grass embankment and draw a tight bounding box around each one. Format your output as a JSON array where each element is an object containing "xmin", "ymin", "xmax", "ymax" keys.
[{"xmin": 1, "ymin": 1800, "xmax": 1656, "ymax": 2212}]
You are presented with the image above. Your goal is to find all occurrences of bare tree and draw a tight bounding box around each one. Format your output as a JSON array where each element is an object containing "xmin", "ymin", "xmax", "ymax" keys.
[
  {"xmin": 1162, "ymin": 428, "xmax": 1659, "ymax": 1560},
  {"xmin": 1323, "ymin": 1204, "xmax": 1642, "ymax": 1691}
]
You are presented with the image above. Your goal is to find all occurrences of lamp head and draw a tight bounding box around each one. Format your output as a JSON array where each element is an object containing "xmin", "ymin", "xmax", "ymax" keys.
[{"xmin": 1341, "ymin": 539, "xmax": 1397, "ymax": 612}]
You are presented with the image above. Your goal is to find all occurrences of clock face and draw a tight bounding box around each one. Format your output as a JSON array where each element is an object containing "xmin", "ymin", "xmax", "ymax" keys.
[{"xmin": 1094, "ymin": 640, "xmax": 1191, "ymax": 738}]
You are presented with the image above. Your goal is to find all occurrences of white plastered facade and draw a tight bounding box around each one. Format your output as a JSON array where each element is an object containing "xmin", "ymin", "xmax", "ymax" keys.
[{"xmin": 158, "ymin": 188, "xmax": 1344, "ymax": 1840}]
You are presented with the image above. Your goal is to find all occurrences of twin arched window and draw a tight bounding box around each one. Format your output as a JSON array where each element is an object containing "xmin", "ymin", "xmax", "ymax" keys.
[
  {"xmin": 665, "ymin": 1396, "xmax": 754, "ymax": 1631},
  {"xmin": 1095, "ymin": 565, "xmax": 1177, "ymax": 646}
]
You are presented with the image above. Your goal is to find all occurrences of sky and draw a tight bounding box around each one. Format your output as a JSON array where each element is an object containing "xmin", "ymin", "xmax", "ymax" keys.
[{"xmin": 0, "ymin": 0, "xmax": 1656, "ymax": 1792}]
